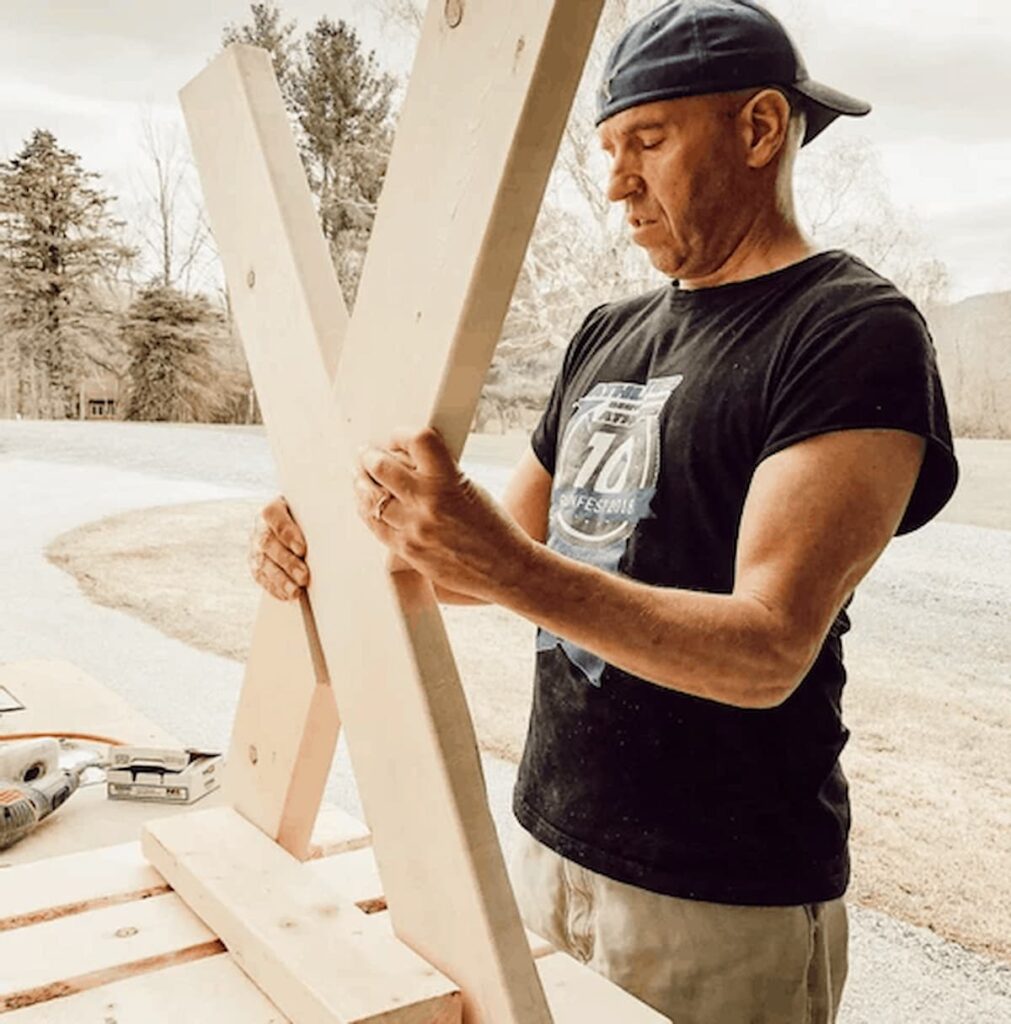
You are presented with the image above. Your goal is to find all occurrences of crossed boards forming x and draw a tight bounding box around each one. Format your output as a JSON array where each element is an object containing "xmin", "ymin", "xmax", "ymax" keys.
[{"xmin": 140, "ymin": 3, "xmax": 670, "ymax": 1022}]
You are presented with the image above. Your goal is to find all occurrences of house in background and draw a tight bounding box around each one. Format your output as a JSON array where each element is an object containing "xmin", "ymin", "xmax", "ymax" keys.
[{"xmin": 77, "ymin": 376, "xmax": 120, "ymax": 419}]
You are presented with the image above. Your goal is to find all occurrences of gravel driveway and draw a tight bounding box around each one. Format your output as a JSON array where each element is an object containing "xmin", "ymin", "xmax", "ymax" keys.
[{"xmin": 2, "ymin": 418, "xmax": 1009, "ymax": 1023}]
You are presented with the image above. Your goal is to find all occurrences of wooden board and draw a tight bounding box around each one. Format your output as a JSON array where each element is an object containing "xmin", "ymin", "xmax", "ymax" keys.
[
  {"xmin": 0, "ymin": 893, "xmax": 222, "ymax": 1012},
  {"xmin": 143, "ymin": 807, "xmax": 462, "ymax": 1024},
  {"xmin": 537, "ymin": 954, "xmax": 669, "ymax": 1022},
  {"xmin": 223, "ymin": 595, "xmax": 341, "ymax": 860},
  {"xmin": 0, "ymin": 841, "xmax": 164, "ymax": 933},
  {"xmin": 2, "ymin": 956, "xmax": 287, "ymax": 1024},
  {"xmin": 177, "ymin": 1, "xmax": 603, "ymax": 1017},
  {"xmin": 307, "ymin": 845, "xmax": 556, "ymax": 959},
  {"xmin": 0, "ymin": 805, "xmax": 370, "ymax": 934}
]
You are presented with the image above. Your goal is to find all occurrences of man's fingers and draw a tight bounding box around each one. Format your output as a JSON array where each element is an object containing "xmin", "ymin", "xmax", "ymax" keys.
[
  {"xmin": 262, "ymin": 495, "xmax": 307, "ymax": 557},
  {"xmin": 353, "ymin": 474, "xmax": 405, "ymax": 529},
  {"xmin": 262, "ymin": 532, "xmax": 310, "ymax": 587},
  {"xmin": 359, "ymin": 499, "xmax": 406, "ymax": 552},
  {"xmin": 406, "ymin": 427, "xmax": 456, "ymax": 477},
  {"xmin": 385, "ymin": 433, "xmax": 418, "ymax": 468},
  {"xmin": 360, "ymin": 446, "xmax": 415, "ymax": 499},
  {"xmin": 253, "ymin": 549, "xmax": 304, "ymax": 601},
  {"xmin": 372, "ymin": 428, "xmax": 456, "ymax": 479}
]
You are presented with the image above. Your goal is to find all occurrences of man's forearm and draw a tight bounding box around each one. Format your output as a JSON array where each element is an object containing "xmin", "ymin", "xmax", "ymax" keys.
[
  {"xmin": 488, "ymin": 541, "xmax": 819, "ymax": 708},
  {"xmin": 433, "ymin": 581, "xmax": 488, "ymax": 606}
]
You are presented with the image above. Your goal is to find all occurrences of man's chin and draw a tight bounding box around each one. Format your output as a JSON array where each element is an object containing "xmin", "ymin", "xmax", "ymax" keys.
[{"xmin": 642, "ymin": 246, "xmax": 684, "ymax": 279}]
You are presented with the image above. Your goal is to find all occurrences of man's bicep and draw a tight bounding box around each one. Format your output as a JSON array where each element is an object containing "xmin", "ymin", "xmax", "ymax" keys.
[
  {"xmin": 735, "ymin": 428, "xmax": 926, "ymax": 660},
  {"xmin": 501, "ymin": 445, "xmax": 553, "ymax": 544}
]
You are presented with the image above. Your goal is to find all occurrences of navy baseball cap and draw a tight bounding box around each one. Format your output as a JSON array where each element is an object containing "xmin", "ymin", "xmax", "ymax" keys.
[{"xmin": 595, "ymin": 0, "xmax": 871, "ymax": 145}]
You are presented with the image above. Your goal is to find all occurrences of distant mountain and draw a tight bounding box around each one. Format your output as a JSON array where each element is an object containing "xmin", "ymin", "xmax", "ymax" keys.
[{"xmin": 925, "ymin": 291, "xmax": 1010, "ymax": 439}]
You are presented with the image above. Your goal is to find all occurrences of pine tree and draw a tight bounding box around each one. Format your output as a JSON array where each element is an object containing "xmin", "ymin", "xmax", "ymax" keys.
[
  {"xmin": 0, "ymin": 129, "xmax": 132, "ymax": 417},
  {"xmin": 295, "ymin": 16, "xmax": 394, "ymax": 303},
  {"xmin": 122, "ymin": 285, "xmax": 241, "ymax": 422},
  {"xmin": 222, "ymin": 2, "xmax": 300, "ymax": 109},
  {"xmin": 220, "ymin": 5, "xmax": 395, "ymax": 306}
]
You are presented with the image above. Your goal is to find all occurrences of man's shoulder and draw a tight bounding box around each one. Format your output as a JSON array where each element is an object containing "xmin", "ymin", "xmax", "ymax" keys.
[{"xmin": 796, "ymin": 250, "xmax": 926, "ymax": 328}]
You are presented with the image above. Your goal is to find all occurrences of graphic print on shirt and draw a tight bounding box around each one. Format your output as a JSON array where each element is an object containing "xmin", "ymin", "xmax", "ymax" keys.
[{"xmin": 538, "ymin": 374, "xmax": 683, "ymax": 686}]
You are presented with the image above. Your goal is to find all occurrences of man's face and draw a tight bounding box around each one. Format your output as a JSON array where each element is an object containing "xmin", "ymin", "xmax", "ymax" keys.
[{"xmin": 598, "ymin": 94, "xmax": 752, "ymax": 281}]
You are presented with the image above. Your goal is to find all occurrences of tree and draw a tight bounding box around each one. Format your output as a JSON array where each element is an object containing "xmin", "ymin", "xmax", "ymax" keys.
[
  {"xmin": 122, "ymin": 285, "xmax": 243, "ymax": 422},
  {"xmin": 0, "ymin": 129, "xmax": 133, "ymax": 417},
  {"xmin": 294, "ymin": 17, "xmax": 394, "ymax": 303},
  {"xmin": 134, "ymin": 116, "xmax": 211, "ymax": 294},
  {"xmin": 795, "ymin": 136, "xmax": 949, "ymax": 307},
  {"xmin": 222, "ymin": 2, "xmax": 300, "ymax": 109},
  {"xmin": 221, "ymin": 5, "xmax": 395, "ymax": 305}
]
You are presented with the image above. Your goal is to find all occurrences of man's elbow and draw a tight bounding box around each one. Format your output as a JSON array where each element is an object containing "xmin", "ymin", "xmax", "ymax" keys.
[{"xmin": 741, "ymin": 616, "xmax": 822, "ymax": 709}]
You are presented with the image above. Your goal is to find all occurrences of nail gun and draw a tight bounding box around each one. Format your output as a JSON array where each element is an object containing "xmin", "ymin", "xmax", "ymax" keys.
[{"xmin": 0, "ymin": 738, "xmax": 103, "ymax": 850}]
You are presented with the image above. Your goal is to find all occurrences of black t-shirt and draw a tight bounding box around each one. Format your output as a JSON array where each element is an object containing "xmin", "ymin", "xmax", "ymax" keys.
[{"xmin": 512, "ymin": 249, "xmax": 958, "ymax": 906}]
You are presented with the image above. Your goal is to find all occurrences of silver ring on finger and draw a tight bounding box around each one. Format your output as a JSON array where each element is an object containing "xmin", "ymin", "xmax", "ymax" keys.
[{"xmin": 373, "ymin": 489, "xmax": 393, "ymax": 522}]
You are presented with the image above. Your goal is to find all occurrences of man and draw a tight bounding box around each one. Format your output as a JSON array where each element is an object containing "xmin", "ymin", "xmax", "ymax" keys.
[{"xmin": 250, "ymin": 2, "xmax": 958, "ymax": 1020}]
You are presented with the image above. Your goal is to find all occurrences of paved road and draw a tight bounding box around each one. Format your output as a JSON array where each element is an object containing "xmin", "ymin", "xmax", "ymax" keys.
[{"xmin": 2, "ymin": 418, "xmax": 1009, "ymax": 1023}]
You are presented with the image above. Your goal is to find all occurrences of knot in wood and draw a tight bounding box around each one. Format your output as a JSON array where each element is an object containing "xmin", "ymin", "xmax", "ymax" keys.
[
  {"xmin": 444, "ymin": 0, "xmax": 464, "ymax": 28},
  {"xmin": 114, "ymin": 926, "xmax": 139, "ymax": 939},
  {"xmin": 248, "ymin": 743, "xmax": 259, "ymax": 765}
]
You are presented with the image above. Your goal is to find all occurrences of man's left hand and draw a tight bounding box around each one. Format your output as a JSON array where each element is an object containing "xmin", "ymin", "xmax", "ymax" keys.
[{"xmin": 354, "ymin": 427, "xmax": 534, "ymax": 601}]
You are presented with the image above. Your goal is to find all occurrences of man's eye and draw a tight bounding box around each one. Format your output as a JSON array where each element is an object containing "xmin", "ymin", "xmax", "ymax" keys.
[{"xmin": 640, "ymin": 138, "xmax": 662, "ymax": 150}]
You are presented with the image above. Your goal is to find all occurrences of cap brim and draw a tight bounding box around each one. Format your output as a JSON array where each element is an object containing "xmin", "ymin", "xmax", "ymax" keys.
[{"xmin": 792, "ymin": 79, "xmax": 871, "ymax": 145}]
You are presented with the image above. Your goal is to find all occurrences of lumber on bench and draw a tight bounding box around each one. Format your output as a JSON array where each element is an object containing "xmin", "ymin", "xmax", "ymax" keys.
[
  {"xmin": 143, "ymin": 807, "xmax": 462, "ymax": 1024},
  {"xmin": 0, "ymin": 805, "xmax": 668, "ymax": 1022}
]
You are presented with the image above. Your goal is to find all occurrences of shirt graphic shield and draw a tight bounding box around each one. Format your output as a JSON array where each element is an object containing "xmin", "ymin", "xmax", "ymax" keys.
[{"xmin": 537, "ymin": 374, "xmax": 683, "ymax": 685}]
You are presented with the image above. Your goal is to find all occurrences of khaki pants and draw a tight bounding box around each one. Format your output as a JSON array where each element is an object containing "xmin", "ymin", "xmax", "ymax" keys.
[{"xmin": 509, "ymin": 829, "xmax": 848, "ymax": 1023}]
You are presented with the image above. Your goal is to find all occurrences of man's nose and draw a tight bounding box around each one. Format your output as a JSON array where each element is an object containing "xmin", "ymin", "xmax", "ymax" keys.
[{"xmin": 607, "ymin": 167, "xmax": 644, "ymax": 204}]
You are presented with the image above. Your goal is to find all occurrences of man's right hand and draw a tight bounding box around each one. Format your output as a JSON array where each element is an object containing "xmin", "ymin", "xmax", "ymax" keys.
[{"xmin": 249, "ymin": 496, "xmax": 310, "ymax": 601}]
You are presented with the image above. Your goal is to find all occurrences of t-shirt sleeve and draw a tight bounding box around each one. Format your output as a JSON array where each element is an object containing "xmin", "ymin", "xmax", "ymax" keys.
[
  {"xmin": 530, "ymin": 305, "xmax": 605, "ymax": 475},
  {"xmin": 759, "ymin": 300, "xmax": 958, "ymax": 534},
  {"xmin": 529, "ymin": 363, "xmax": 567, "ymax": 475}
]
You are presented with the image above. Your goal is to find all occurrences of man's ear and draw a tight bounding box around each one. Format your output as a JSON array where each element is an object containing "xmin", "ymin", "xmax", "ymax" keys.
[{"xmin": 740, "ymin": 88, "xmax": 792, "ymax": 168}]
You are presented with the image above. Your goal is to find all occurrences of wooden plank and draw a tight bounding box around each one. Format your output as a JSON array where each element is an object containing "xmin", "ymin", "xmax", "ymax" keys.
[
  {"xmin": 333, "ymin": 0, "xmax": 604, "ymax": 453},
  {"xmin": 223, "ymin": 595, "xmax": 341, "ymax": 860},
  {"xmin": 1, "ymin": 955, "xmax": 288, "ymax": 1024},
  {"xmin": 309, "ymin": 847, "xmax": 555, "ymax": 958},
  {"xmin": 178, "ymin": 1, "xmax": 602, "ymax": 1016},
  {"xmin": 211, "ymin": 0, "xmax": 351, "ymax": 849},
  {"xmin": 143, "ymin": 806, "xmax": 461, "ymax": 1024},
  {"xmin": 0, "ymin": 805, "xmax": 368, "ymax": 933},
  {"xmin": 0, "ymin": 893, "xmax": 222, "ymax": 1012},
  {"xmin": 306, "ymin": 802, "xmax": 372, "ymax": 859},
  {"xmin": 0, "ymin": 841, "xmax": 163, "ymax": 933},
  {"xmin": 537, "ymin": 953, "xmax": 671, "ymax": 1023},
  {"xmin": 325, "ymin": 0, "xmax": 603, "ymax": 992},
  {"xmin": 307, "ymin": 845, "xmax": 386, "ymax": 911}
]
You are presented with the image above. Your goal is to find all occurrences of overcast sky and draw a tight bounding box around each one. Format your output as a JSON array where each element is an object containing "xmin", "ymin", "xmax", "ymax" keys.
[{"xmin": 1, "ymin": 0, "xmax": 1007, "ymax": 300}]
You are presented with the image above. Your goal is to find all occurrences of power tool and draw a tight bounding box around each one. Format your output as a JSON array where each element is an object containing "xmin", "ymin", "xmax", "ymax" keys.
[{"xmin": 0, "ymin": 738, "xmax": 103, "ymax": 850}]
